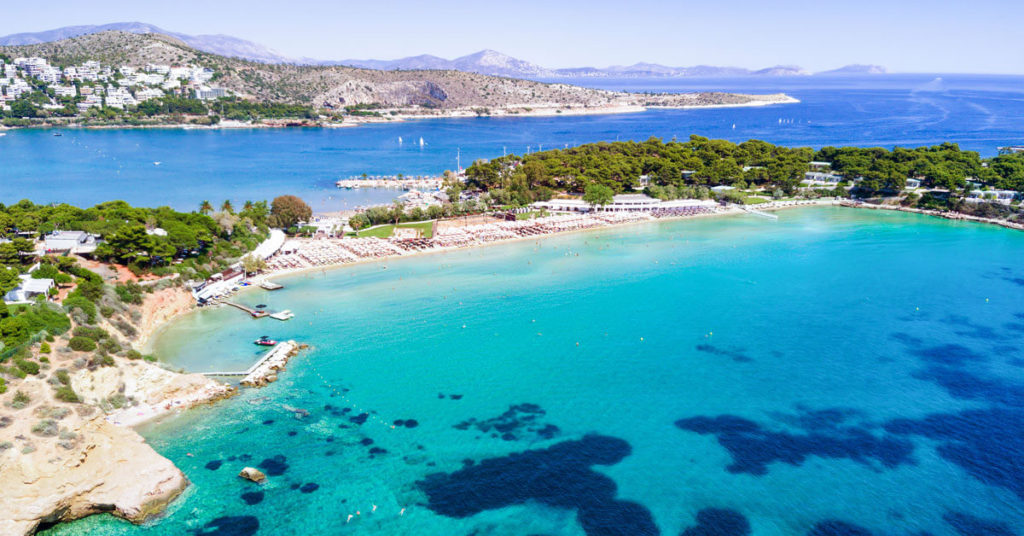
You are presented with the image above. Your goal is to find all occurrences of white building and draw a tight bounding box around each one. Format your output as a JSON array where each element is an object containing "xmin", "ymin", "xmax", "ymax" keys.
[
  {"xmin": 534, "ymin": 193, "xmax": 716, "ymax": 213},
  {"xmin": 134, "ymin": 87, "xmax": 164, "ymax": 102},
  {"xmin": 52, "ymin": 85, "xmax": 77, "ymax": 98},
  {"xmin": 3, "ymin": 274, "xmax": 54, "ymax": 304},
  {"xmin": 42, "ymin": 230, "xmax": 99, "ymax": 254},
  {"xmin": 197, "ymin": 87, "xmax": 227, "ymax": 100},
  {"xmin": 802, "ymin": 172, "xmax": 843, "ymax": 186},
  {"xmin": 105, "ymin": 87, "xmax": 137, "ymax": 109},
  {"xmin": 76, "ymin": 94, "xmax": 103, "ymax": 112},
  {"xmin": 966, "ymin": 190, "xmax": 1018, "ymax": 205}
]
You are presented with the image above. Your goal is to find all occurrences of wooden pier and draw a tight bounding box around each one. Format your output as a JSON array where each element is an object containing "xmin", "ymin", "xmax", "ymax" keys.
[{"xmin": 216, "ymin": 300, "xmax": 268, "ymax": 318}]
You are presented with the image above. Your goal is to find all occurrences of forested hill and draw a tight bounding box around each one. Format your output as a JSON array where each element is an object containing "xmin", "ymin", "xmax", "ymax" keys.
[
  {"xmin": 464, "ymin": 137, "xmax": 1024, "ymax": 201},
  {"xmin": 0, "ymin": 32, "xmax": 793, "ymax": 112}
]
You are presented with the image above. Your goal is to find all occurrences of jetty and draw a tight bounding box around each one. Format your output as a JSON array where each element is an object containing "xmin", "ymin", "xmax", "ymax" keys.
[
  {"xmin": 742, "ymin": 206, "xmax": 779, "ymax": 219},
  {"xmin": 217, "ymin": 300, "xmax": 268, "ymax": 318},
  {"xmin": 260, "ymin": 280, "xmax": 283, "ymax": 291},
  {"xmin": 202, "ymin": 341, "xmax": 300, "ymax": 387}
]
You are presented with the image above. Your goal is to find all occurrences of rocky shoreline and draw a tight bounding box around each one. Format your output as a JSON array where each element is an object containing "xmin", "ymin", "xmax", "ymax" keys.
[{"xmin": 0, "ymin": 287, "xmax": 238, "ymax": 536}]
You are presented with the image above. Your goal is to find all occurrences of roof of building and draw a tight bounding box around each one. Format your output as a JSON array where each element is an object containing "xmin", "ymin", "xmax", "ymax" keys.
[
  {"xmin": 611, "ymin": 194, "xmax": 659, "ymax": 203},
  {"xmin": 47, "ymin": 230, "xmax": 89, "ymax": 240},
  {"xmin": 17, "ymin": 275, "xmax": 53, "ymax": 293}
]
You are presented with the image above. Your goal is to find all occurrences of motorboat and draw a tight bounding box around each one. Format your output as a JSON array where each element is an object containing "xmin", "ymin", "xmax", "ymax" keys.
[{"xmin": 254, "ymin": 336, "xmax": 277, "ymax": 346}]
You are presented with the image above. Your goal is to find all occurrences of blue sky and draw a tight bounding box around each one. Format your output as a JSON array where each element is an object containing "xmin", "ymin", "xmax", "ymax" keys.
[{"xmin": 1, "ymin": 0, "xmax": 1021, "ymax": 74}]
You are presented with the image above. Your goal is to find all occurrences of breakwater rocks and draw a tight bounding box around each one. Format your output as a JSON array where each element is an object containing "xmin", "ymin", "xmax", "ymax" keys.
[{"xmin": 241, "ymin": 341, "xmax": 305, "ymax": 388}]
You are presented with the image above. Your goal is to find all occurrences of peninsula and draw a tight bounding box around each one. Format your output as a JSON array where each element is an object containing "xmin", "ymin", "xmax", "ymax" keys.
[{"xmin": 0, "ymin": 32, "xmax": 796, "ymax": 129}]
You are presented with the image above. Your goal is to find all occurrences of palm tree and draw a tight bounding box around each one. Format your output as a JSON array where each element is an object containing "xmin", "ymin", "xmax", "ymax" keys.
[
  {"xmin": 243, "ymin": 200, "xmax": 254, "ymax": 212},
  {"xmin": 221, "ymin": 200, "xmax": 234, "ymax": 214},
  {"xmin": 199, "ymin": 200, "xmax": 213, "ymax": 215}
]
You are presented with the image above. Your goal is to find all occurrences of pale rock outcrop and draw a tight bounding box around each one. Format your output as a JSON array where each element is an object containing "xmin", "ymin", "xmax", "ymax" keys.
[{"xmin": 0, "ymin": 417, "xmax": 188, "ymax": 536}]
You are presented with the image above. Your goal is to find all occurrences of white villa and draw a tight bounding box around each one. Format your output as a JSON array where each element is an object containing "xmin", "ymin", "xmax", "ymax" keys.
[
  {"xmin": 3, "ymin": 274, "xmax": 54, "ymax": 304},
  {"xmin": 802, "ymin": 172, "xmax": 843, "ymax": 186},
  {"xmin": 966, "ymin": 190, "xmax": 1019, "ymax": 205},
  {"xmin": 42, "ymin": 231, "xmax": 99, "ymax": 254}
]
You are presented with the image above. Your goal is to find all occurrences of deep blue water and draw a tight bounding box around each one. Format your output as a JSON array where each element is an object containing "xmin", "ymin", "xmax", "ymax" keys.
[
  {"xmin": 2, "ymin": 74, "xmax": 1023, "ymax": 212},
  {"xmin": 44, "ymin": 207, "xmax": 1024, "ymax": 536}
]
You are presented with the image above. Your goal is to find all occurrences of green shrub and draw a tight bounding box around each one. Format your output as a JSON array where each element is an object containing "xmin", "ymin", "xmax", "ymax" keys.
[
  {"xmin": 11, "ymin": 390, "xmax": 30, "ymax": 409},
  {"xmin": 92, "ymin": 353, "xmax": 115, "ymax": 367},
  {"xmin": 68, "ymin": 337, "xmax": 97, "ymax": 352},
  {"xmin": 54, "ymin": 385, "xmax": 80, "ymax": 403},
  {"xmin": 55, "ymin": 369, "xmax": 71, "ymax": 385},
  {"xmin": 15, "ymin": 359, "xmax": 40, "ymax": 376},
  {"xmin": 73, "ymin": 326, "xmax": 108, "ymax": 340},
  {"xmin": 0, "ymin": 378, "xmax": 6, "ymax": 394},
  {"xmin": 102, "ymin": 338, "xmax": 121, "ymax": 353},
  {"xmin": 40, "ymin": 342, "xmax": 51, "ymax": 354},
  {"xmin": 125, "ymin": 350, "xmax": 142, "ymax": 360},
  {"xmin": 63, "ymin": 296, "xmax": 97, "ymax": 324},
  {"xmin": 100, "ymin": 305, "xmax": 115, "ymax": 318},
  {"xmin": 115, "ymin": 282, "xmax": 144, "ymax": 305},
  {"xmin": 74, "ymin": 279, "xmax": 104, "ymax": 302}
]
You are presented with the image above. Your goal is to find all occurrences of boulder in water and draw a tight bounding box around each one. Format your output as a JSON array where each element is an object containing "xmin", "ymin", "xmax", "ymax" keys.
[{"xmin": 238, "ymin": 467, "xmax": 267, "ymax": 483}]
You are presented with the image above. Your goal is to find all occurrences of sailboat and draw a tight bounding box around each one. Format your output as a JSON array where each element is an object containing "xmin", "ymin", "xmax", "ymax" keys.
[
  {"xmin": 419, "ymin": 137, "xmax": 425, "ymax": 147},
  {"xmin": 398, "ymin": 136, "xmax": 403, "ymax": 145}
]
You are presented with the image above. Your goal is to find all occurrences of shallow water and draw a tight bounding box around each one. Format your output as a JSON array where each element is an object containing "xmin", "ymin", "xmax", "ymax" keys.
[{"xmin": 46, "ymin": 207, "xmax": 1024, "ymax": 536}]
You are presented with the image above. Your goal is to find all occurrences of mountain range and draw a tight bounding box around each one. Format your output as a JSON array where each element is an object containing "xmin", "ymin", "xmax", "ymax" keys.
[
  {"xmin": 0, "ymin": 22, "xmax": 886, "ymax": 79},
  {"xmin": 0, "ymin": 22, "xmax": 296, "ymax": 64}
]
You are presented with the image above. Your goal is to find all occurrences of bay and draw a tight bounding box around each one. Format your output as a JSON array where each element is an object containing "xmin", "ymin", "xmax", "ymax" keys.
[{"xmin": 44, "ymin": 207, "xmax": 1024, "ymax": 536}]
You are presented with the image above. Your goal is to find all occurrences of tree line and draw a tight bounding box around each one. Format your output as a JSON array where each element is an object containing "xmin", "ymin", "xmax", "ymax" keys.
[{"xmin": 463, "ymin": 136, "xmax": 1024, "ymax": 202}]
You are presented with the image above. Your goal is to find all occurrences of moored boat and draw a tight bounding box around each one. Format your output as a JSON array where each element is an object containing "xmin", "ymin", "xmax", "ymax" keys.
[{"xmin": 254, "ymin": 336, "xmax": 277, "ymax": 346}]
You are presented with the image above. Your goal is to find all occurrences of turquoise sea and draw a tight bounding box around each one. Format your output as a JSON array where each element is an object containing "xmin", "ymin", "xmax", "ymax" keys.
[
  {"xmin": 3, "ymin": 74, "xmax": 1024, "ymax": 212},
  {"xmin": 44, "ymin": 207, "xmax": 1024, "ymax": 536}
]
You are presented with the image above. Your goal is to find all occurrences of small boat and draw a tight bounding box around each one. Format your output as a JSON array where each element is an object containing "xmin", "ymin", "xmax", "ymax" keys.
[
  {"xmin": 270, "ymin": 310, "xmax": 294, "ymax": 321},
  {"xmin": 255, "ymin": 336, "xmax": 277, "ymax": 346},
  {"xmin": 53, "ymin": 132, "xmax": 63, "ymax": 137},
  {"xmin": 255, "ymin": 304, "xmax": 268, "ymax": 309},
  {"xmin": 260, "ymin": 281, "xmax": 283, "ymax": 291}
]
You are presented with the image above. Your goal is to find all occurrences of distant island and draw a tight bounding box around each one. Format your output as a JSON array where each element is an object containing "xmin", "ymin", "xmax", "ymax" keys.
[
  {"xmin": 0, "ymin": 31, "xmax": 797, "ymax": 130},
  {"xmin": 0, "ymin": 22, "xmax": 886, "ymax": 80}
]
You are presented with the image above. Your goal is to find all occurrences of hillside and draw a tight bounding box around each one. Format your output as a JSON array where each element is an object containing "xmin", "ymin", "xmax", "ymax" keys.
[
  {"xmin": 0, "ymin": 22, "xmax": 295, "ymax": 63},
  {"xmin": 0, "ymin": 32, "xmax": 794, "ymax": 113}
]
